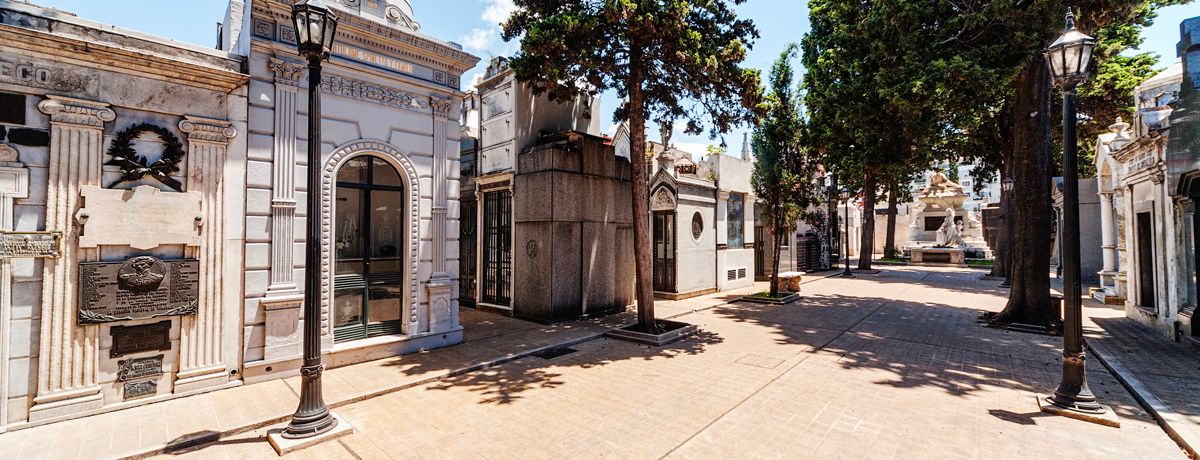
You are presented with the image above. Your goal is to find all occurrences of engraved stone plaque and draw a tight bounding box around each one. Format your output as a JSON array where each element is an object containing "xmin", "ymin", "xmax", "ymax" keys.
[
  {"xmin": 0, "ymin": 231, "xmax": 61, "ymax": 259},
  {"xmin": 117, "ymin": 355, "xmax": 164, "ymax": 381},
  {"xmin": 78, "ymin": 257, "xmax": 199, "ymax": 324},
  {"xmin": 110, "ymin": 321, "xmax": 171, "ymax": 358},
  {"xmin": 77, "ymin": 185, "xmax": 203, "ymax": 250},
  {"xmin": 123, "ymin": 380, "xmax": 158, "ymax": 401}
]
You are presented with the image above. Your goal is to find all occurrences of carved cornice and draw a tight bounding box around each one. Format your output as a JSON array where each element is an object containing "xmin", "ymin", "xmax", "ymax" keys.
[
  {"xmin": 179, "ymin": 116, "xmax": 237, "ymax": 145},
  {"xmin": 320, "ymin": 73, "xmax": 430, "ymax": 113},
  {"xmin": 268, "ymin": 58, "xmax": 304, "ymax": 86},
  {"xmin": 37, "ymin": 95, "xmax": 115, "ymax": 129}
]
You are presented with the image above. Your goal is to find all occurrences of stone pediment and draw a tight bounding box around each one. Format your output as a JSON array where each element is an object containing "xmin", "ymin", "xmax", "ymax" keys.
[{"xmin": 76, "ymin": 185, "xmax": 203, "ymax": 250}]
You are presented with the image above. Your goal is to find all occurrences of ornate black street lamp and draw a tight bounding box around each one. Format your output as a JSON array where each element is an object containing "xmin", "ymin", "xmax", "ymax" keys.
[
  {"xmin": 283, "ymin": 0, "xmax": 339, "ymax": 439},
  {"xmin": 1042, "ymin": 9, "xmax": 1106, "ymax": 417},
  {"xmin": 839, "ymin": 190, "xmax": 853, "ymax": 277},
  {"xmin": 999, "ymin": 177, "xmax": 1014, "ymax": 288}
]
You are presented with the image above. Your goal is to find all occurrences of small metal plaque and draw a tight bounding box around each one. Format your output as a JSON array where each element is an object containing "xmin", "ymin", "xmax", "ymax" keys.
[
  {"xmin": 117, "ymin": 354, "xmax": 164, "ymax": 381},
  {"xmin": 77, "ymin": 256, "xmax": 199, "ymax": 324},
  {"xmin": 110, "ymin": 320, "xmax": 171, "ymax": 358},
  {"xmin": 123, "ymin": 380, "xmax": 158, "ymax": 401},
  {"xmin": 0, "ymin": 231, "xmax": 61, "ymax": 259}
]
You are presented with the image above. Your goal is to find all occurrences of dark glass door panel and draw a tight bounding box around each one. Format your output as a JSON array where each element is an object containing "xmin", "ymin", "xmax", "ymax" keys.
[{"xmin": 333, "ymin": 156, "xmax": 407, "ymax": 342}]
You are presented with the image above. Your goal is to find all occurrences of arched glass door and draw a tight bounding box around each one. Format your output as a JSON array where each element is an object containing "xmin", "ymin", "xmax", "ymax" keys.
[{"xmin": 333, "ymin": 155, "xmax": 406, "ymax": 342}]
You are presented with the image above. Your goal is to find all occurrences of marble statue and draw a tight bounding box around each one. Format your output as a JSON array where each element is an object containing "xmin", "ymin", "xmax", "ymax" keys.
[
  {"xmin": 936, "ymin": 209, "xmax": 965, "ymax": 248},
  {"xmin": 923, "ymin": 169, "xmax": 965, "ymax": 197}
]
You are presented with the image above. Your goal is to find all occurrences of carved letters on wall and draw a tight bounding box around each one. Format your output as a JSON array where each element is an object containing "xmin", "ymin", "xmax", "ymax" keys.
[{"xmin": 0, "ymin": 58, "xmax": 90, "ymax": 93}]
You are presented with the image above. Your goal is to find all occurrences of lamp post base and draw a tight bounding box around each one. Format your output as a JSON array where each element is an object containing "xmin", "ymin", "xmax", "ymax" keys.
[
  {"xmin": 1037, "ymin": 394, "xmax": 1120, "ymax": 428},
  {"xmin": 268, "ymin": 412, "xmax": 355, "ymax": 455}
]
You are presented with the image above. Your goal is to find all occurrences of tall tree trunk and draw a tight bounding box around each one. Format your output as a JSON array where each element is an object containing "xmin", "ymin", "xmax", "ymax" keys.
[
  {"xmin": 993, "ymin": 59, "xmax": 1056, "ymax": 327},
  {"xmin": 628, "ymin": 49, "xmax": 657, "ymax": 332},
  {"xmin": 884, "ymin": 179, "xmax": 898, "ymax": 259},
  {"xmin": 858, "ymin": 168, "xmax": 876, "ymax": 270},
  {"xmin": 769, "ymin": 215, "xmax": 784, "ymax": 297}
]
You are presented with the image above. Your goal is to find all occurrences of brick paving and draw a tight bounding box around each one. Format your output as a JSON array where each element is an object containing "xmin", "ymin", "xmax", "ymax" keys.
[
  {"xmin": 1083, "ymin": 300, "xmax": 1200, "ymax": 456},
  {"xmin": 148, "ymin": 266, "xmax": 1184, "ymax": 459}
]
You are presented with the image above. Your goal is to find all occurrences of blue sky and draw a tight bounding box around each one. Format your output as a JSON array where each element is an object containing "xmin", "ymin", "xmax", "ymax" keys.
[{"xmin": 27, "ymin": 0, "xmax": 1200, "ymax": 156}]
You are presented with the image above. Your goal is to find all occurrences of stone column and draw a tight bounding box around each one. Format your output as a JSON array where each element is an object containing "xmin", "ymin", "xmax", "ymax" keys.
[
  {"xmin": 1099, "ymin": 192, "xmax": 1117, "ymax": 289},
  {"xmin": 426, "ymin": 97, "xmax": 456, "ymax": 334},
  {"xmin": 175, "ymin": 116, "xmax": 237, "ymax": 392},
  {"xmin": 0, "ymin": 144, "xmax": 29, "ymax": 432},
  {"xmin": 29, "ymin": 96, "xmax": 115, "ymax": 421},
  {"xmin": 261, "ymin": 58, "xmax": 305, "ymax": 360}
]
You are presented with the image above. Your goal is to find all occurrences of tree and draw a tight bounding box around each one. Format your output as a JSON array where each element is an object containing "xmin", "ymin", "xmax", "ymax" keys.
[
  {"xmin": 752, "ymin": 44, "xmax": 823, "ymax": 297},
  {"xmin": 801, "ymin": 0, "xmax": 1187, "ymax": 327},
  {"xmin": 503, "ymin": 0, "xmax": 762, "ymax": 332}
]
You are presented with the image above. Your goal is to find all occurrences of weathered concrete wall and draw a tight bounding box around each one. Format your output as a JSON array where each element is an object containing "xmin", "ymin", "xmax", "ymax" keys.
[{"xmin": 513, "ymin": 135, "xmax": 633, "ymax": 322}]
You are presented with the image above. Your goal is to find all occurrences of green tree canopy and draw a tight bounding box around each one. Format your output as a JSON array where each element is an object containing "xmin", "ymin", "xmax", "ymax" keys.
[{"xmin": 503, "ymin": 0, "xmax": 763, "ymax": 330}]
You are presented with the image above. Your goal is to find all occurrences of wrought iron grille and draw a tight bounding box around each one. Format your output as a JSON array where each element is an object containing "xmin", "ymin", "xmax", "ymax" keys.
[{"xmin": 482, "ymin": 190, "xmax": 512, "ymax": 306}]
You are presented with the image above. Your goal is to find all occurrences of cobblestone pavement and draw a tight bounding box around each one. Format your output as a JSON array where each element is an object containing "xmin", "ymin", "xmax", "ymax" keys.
[
  {"xmin": 1083, "ymin": 300, "xmax": 1200, "ymax": 455},
  {"xmin": 158, "ymin": 266, "xmax": 1185, "ymax": 459}
]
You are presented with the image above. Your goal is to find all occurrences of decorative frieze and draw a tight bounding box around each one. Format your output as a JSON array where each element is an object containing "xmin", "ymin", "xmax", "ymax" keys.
[{"xmin": 320, "ymin": 73, "xmax": 431, "ymax": 113}]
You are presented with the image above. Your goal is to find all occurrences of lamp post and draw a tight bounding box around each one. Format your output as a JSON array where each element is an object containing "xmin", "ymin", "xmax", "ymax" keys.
[
  {"xmin": 1042, "ymin": 9, "xmax": 1107, "ymax": 418},
  {"xmin": 839, "ymin": 190, "xmax": 853, "ymax": 277},
  {"xmin": 999, "ymin": 177, "xmax": 1014, "ymax": 287},
  {"xmin": 283, "ymin": 0, "xmax": 339, "ymax": 439}
]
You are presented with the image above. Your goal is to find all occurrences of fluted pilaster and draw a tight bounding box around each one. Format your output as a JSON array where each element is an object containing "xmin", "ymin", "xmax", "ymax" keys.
[
  {"xmin": 175, "ymin": 116, "xmax": 237, "ymax": 391},
  {"xmin": 267, "ymin": 58, "xmax": 303, "ymax": 295},
  {"xmin": 29, "ymin": 96, "xmax": 114, "ymax": 421}
]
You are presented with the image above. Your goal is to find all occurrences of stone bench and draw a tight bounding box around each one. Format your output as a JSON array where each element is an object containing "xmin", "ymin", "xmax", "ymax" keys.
[{"xmin": 778, "ymin": 271, "xmax": 805, "ymax": 292}]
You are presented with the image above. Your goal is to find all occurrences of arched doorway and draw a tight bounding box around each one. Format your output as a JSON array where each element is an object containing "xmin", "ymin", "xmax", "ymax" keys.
[{"xmin": 332, "ymin": 155, "xmax": 407, "ymax": 342}]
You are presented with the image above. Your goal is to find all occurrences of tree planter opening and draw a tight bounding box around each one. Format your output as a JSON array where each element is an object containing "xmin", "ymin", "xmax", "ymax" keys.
[
  {"xmin": 740, "ymin": 292, "xmax": 802, "ymax": 305},
  {"xmin": 606, "ymin": 319, "xmax": 698, "ymax": 346}
]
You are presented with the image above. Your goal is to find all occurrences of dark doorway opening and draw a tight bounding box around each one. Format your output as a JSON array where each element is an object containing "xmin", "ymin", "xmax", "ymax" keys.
[
  {"xmin": 460, "ymin": 199, "xmax": 478, "ymax": 308},
  {"xmin": 653, "ymin": 211, "xmax": 676, "ymax": 292},
  {"xmin": 1136, "ymin": 211, "xmax": 1156, "ymax": 312}
]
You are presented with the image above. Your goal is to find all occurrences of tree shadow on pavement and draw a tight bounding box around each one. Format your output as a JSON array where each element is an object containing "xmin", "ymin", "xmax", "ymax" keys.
[{"xmin": 421, "ymin": 330, "xmax": 724, "ymax": 405}]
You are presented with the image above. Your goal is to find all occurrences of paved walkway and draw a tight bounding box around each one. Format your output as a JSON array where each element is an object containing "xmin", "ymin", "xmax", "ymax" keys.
[
  {"xmin": 1083, "ymin": 300, "xmax": 1200, "ymax": 457},
  {"xmin": 146, "ymin": 267, "xmax": 1184, "ymax": 459},
  {"xmin": 0, "ymin": 280, "xmax": 774, "ymax": 460}
]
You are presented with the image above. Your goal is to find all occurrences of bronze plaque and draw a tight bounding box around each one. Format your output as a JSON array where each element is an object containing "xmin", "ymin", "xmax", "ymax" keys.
[
  {"xmin": 0, "ymin": 231, "xmax": 62, "ymax": 259},
  {"xmin": 77, "ymin": 256, "xmax": 199, "ymax": 324},
  {"xmin": 117, "ymin": 355, "xmax": 164, "ymax": 381},
  {"xmin": 123, "ymin": 380, "xmax": 158, "ymax": 401},
  {"xmin": 110, "ymin": 321, "xmax": 171, "ymax": 358}
]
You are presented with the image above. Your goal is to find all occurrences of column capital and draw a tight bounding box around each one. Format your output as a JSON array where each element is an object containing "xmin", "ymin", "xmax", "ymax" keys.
[
  {"xmin": 179, "ymin": 116, "xmax": 237, "ymax": 145},
  {"xmin": 37, "ymin": 95, "xmax": 115, "ymax": 129},
  {"xmin": 430, "ymin": 97, "xmax": 454, "ymax": 119},
  {"xmin": 269, "ymin": 57, "xmax": 304, "ymax": 87}
]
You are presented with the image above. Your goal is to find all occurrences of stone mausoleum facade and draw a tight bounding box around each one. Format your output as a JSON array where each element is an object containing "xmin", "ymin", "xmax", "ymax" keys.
[{"xmin": 0, "ymin": 0, "xmax": 476, "ymax": 431}]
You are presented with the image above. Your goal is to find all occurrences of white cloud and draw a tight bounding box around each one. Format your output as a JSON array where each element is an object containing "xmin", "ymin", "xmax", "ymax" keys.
[
  {"xmin": 481, "ymin": 0, "xmax": 517, "ymax": 24},
  {"xmin": 460, "ymin": 28, "xmax": 493, "ymax": 52},
  {"xmin": 673, "ymin": 142, "xmax": 712, "ymax": 157}
]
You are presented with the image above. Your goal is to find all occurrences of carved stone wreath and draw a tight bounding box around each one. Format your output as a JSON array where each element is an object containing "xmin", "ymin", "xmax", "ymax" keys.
[{"xmin": 105, "ymin": 123, "xmax": 185, "ymax": 192}]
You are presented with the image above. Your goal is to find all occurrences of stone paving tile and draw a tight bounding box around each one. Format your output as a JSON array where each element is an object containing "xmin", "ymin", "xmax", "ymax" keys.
[
  {"xmin": 154, "ymin": 266, "xmax": 1184, "ymax": 460},
  {"xmin": 1083, "ymin": 300, "xmax": 1200, "ymax": 454}
]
